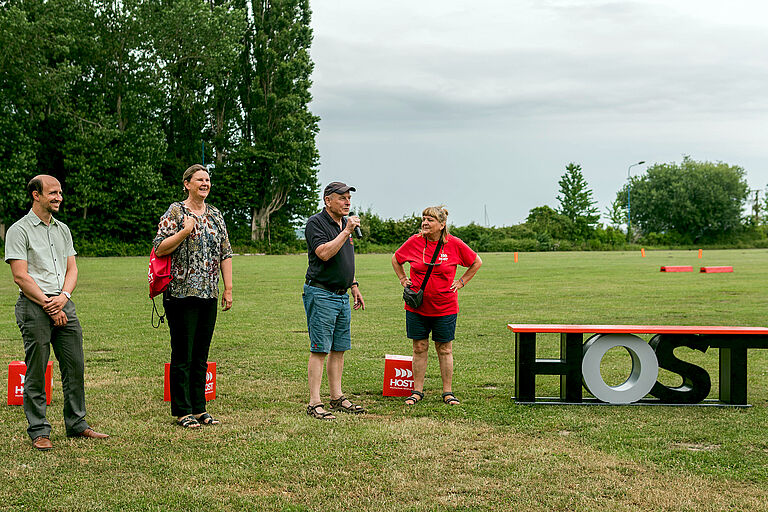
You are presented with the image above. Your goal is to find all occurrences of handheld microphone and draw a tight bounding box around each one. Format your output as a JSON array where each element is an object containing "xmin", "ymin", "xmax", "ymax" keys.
[{"xmin": 349, "ymin": 211, "xmax": 363, "ymax": 239}]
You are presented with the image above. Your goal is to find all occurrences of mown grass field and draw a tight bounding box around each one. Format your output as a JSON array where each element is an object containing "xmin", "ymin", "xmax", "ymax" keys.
[{"xmin": 1, "ymin": 249, "xmax": 768, "ymax": 511}]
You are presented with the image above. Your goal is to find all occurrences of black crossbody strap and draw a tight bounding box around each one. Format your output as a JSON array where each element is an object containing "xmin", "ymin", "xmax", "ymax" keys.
[
  {"xmin": 151, "ymin": 296, "xmax": 165, "ymax": 329},
  {"xmin": 178, "ymin": 202, "xmax": 192, "ymax": 275},
  {"xmin": 419, "ymin": 238, "xmax": 443, "ymax": 291}
]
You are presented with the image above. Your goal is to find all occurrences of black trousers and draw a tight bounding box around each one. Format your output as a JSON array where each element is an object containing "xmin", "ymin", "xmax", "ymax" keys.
[{"xmin": 164, "ymin": 296, "xmax": 218, "ymax": 417}]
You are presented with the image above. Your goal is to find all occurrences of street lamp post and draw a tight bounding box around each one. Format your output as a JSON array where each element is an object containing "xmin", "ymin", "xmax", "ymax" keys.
[{"xmin": 627, "ymin": 161, "xmax": 646, "ymax": 238}]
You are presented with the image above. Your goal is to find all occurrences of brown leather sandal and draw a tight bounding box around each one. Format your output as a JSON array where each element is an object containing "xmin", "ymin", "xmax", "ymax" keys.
[
  {"xmin": 329, "ymin": 395, "xmax": 365, "ymax": 414},
  {"xmin": 306, "ymin": 403, "xmax": 336, "ymax": 420}
]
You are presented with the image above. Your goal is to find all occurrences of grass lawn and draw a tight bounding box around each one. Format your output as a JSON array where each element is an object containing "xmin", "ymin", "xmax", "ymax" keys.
[{"xmin": 1, "ymin": 249, "xmax": 768, "ymax": 511}]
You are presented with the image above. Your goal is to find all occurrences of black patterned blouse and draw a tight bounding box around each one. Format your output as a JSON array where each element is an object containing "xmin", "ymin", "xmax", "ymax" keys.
[{"xmin": 153, "ymin": 201, "xmax": 233, "ymax": 299}]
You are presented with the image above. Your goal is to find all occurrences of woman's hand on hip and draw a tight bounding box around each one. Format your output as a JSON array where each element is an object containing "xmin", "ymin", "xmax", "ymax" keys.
[{"xmin": 450, "ymin": 279, "xmax": 464, "ymax": 293}]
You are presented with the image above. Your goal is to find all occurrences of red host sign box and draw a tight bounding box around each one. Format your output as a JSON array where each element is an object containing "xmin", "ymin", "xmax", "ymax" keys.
[
  {"xmin": 164, "ymin": 362, "xmax": 216, "ymax": 401},
  {"xmin": 383, "ymin": 354, "xmax": 414, "ymax": 397},
  {"xmin": 7, "ymin": 361, "xmax": 53, "ymax": 406}
]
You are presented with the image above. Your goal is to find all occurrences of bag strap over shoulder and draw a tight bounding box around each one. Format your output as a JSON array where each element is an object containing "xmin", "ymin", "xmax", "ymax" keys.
[
  {"xmin": 418, "ymin": 237, "xmax": 443, "ymax": 292},
  {"xmin": 176, "ymin": 202, "xmax": 192, "ymax": 273}
]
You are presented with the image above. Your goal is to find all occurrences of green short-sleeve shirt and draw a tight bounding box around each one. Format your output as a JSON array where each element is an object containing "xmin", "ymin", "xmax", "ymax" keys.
[{"xmin": 4, "ymin": 210, "xmax": 77, "ymax": 295}]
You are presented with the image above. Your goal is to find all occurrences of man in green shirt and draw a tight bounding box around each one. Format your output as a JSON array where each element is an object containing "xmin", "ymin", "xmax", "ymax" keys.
[{"xmin": 4, "ymin": 175, "xmax": 108, "ymax": 451}]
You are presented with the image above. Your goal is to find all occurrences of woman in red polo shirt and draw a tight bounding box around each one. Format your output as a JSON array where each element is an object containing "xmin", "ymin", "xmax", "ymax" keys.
[{"xmin": 391, "ymin": 206, "xmax": 482, "ymax": 406}]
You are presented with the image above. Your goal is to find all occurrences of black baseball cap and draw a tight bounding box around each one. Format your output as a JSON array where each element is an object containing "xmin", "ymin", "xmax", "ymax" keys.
[{"xmin": 323, "ymin": 181, "xmax": 356, "ymax": 197}]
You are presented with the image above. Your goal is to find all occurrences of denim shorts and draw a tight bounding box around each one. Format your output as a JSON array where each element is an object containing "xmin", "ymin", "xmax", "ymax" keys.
[
  {"xmin": 406, "ymin": 311, "xmax": 457, "ymax": 343},
  {"xmin": 302, "ymin": 284, "xmax": 351, "ymax": 353}
]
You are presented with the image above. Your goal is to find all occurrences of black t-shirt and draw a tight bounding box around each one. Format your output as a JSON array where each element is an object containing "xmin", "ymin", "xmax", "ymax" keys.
[{"xmin": 304, "ymin": 209, "xmax": 355, "ymax": 289}]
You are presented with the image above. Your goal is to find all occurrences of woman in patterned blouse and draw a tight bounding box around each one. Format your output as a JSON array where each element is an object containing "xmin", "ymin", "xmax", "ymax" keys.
[{"xmin": 153, "ymin": 164, "xmax": 233, "ymax": 429}]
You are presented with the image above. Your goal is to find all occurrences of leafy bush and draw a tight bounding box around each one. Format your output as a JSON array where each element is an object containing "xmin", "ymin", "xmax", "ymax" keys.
[
  {"xmin": 75, "ymin": 239, "xmax": 152, "ymax": 257},
  {"xmin": 471, "ymin": 238, "xmax": 533, "ymax": 252},
  {"xmin": 358, "ymin": 210, "xmax": 421, "ymax": 245},
  {"xmin": 352, "ymin": 241, "xmax": 400, "ymax": 254},
  {"xmin": 13, "ymin": 203, "xmax": 768, "ymax": 259},
  {"xmin": 640, "ymin": 232, "xmax": 685, "ymax": 246},
  {"xmin": 230, "ymin": 239, "xmax": 305, "ymax": 255}
]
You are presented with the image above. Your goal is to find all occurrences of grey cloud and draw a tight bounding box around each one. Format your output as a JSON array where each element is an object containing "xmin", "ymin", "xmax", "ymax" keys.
[
  {"xmin": 311, "ymin": 0, "xmax": 768, "ymax": 129},
  {"xmin": 313, "ymin": 46, "xmax": 768, "ymax": 131},
  {"xmin": 310, "ymin": 1, "xmax": 768, "ymax": 226}
]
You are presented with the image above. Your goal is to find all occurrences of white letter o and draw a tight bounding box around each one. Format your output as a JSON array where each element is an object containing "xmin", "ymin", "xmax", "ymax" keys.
[{"xmin": 582, "ymin": 334, "xmax": 658, "ymax": 404}]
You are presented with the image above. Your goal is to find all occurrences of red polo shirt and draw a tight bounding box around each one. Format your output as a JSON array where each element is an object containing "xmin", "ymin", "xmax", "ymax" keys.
[{"xmin": 394, "ymin": 234, "xmax": 477, "ymax": 316}]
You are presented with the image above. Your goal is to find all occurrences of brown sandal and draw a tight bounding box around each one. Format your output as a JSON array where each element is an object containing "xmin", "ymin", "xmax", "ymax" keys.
[
  {"xmin": 329, "ymin": 395, "xmax": 365, "ymax": 414},
  {"xmin": 306, "ymin": 403, "xmax": 336, "ymax": 420}
]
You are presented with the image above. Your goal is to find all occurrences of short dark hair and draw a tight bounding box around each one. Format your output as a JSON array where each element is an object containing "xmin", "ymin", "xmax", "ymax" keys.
[{"xmin": 27, "ymin": 176, "xmax": 44, "ymax": 200}]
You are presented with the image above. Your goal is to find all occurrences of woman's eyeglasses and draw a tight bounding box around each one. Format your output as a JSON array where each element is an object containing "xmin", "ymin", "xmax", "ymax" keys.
[{"xmin": 422, "ymin": 243, "xmax": 442, "ymax": 266}]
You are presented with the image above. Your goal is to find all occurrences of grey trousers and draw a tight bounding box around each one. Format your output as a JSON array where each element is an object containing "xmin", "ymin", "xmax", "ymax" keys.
[{"xmin": 15, "ymin": 294, "xmax": 89, "ymax": 439}]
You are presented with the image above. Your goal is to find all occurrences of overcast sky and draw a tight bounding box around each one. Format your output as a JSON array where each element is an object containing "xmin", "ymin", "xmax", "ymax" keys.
[{"xmin": 308, "ymin": 0, "xmax": 768, "ymax": 227}]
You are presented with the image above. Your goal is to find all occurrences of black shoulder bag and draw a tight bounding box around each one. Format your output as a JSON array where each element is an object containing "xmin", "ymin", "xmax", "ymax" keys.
[{"xmin": 403, "ymin": 238, "xmax": 443, "ymax": 309}]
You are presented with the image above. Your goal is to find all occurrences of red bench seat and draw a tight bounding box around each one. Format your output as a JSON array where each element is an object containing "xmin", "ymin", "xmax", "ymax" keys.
[
  {"xmin": 700, "ymin": 266, "xmax": 733, "ymax": 273},
  {"xmin": 508, "ymin": 324, "xmax": 768, "ymax": 335}
]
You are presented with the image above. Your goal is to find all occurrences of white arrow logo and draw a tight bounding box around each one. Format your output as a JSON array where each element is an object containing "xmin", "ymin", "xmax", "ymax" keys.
[
  {"xmin": 19, "ymin": 374, "xmax": 25, "ymax": 385},
  {"xmin": 394, "ymin": 368, "xmax": 413, "ymax": 378}
]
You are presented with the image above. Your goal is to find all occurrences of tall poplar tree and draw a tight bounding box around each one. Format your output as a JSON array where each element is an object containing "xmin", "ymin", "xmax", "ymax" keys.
[
  {"xmin": 147, "ymin": 0, "xmax": 246, "ymax": 187},
  {"xmin": 221, "ymin": 0, "xmax": 319, "ymax": 242}
]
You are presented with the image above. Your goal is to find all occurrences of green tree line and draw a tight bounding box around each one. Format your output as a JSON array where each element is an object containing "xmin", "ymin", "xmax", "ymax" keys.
[
  {"xmin": 0, "ymin": 0, "xmax": 319, "ymax": 246},
  {"xmin": 1, "ymin": 2, "xmax": 762, "ymax": 256},
  {"xmin": 354, "ymin": 157, "xmax": 765, "ymax": 254}
]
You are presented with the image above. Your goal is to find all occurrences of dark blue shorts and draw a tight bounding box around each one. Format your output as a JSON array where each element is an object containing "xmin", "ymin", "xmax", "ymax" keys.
[{"xmin": 406, "ymin": 311, "xmax": 457, "ymax": 343}]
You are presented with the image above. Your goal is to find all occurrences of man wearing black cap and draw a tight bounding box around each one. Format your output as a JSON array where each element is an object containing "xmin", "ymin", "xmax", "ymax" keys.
[{"xmin": 303, "ymin": 182, "xmax": 366, "ymax": 420}]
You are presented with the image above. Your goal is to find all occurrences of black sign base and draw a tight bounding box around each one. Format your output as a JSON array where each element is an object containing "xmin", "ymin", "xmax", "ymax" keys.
[{"xmin": 512, "ymin": 397, "xmax": 751, "ymax": 407}]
